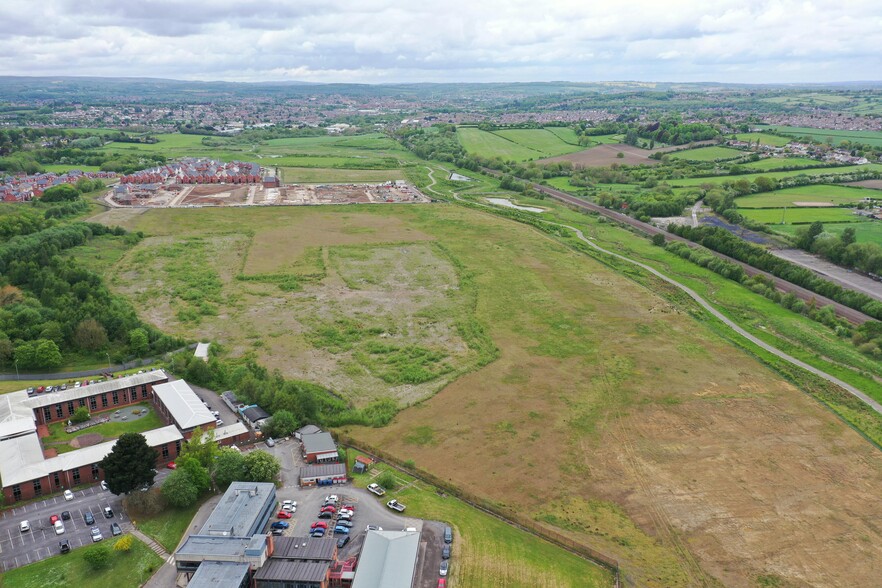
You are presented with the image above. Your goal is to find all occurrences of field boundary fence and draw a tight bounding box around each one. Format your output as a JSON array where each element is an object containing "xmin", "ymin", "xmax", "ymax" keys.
[{"xmin": 337, "ymin": 434, "xmax": 621, "ymax": 587}]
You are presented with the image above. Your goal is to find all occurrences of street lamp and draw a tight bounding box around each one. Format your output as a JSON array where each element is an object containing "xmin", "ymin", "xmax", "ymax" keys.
[{"xmin": 14, "ymin": 359, "xmax": 19, "ymax": 380}]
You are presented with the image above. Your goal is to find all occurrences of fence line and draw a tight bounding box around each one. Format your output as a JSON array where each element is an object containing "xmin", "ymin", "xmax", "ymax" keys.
[{"xmin": 337, "ymin": 434, "xmax": 621, "ymax": 587}]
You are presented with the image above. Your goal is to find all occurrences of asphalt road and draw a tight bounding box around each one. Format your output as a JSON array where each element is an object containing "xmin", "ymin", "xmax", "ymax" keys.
[
  {"xmin": 478, "ymin": 167, "xmax": 874, "ymax": 325},
  {"xmin": 772, "ymin": 248, "xmax": 882, "ymax": 302},
  {"xmin": 0, "ymin": 483, "xmax": 129, "ymax": 572}
]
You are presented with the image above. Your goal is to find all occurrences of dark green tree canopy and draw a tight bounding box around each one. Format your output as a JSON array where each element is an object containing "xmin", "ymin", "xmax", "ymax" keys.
[
  {"xmin": 40, "ymin": 184, "xmax": 80, "ymax": 202},
  {"xmin": 98, "ymin": 432, "xmax": 157, "ymax": 495}
]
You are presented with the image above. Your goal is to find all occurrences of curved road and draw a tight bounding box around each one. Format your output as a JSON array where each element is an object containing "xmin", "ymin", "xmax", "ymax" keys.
[
  {"xmin": 433, "ymin": 166, "xmax": 882, "ymax": 416},
  {"xmin": 480, "ymin": 168, "xmax": 873, "ymax": 325}
]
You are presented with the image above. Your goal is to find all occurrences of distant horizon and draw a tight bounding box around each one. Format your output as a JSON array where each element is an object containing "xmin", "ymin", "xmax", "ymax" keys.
[{"xmin": 1, "ymin": 1, "xmax": 880, "ymax": 85}]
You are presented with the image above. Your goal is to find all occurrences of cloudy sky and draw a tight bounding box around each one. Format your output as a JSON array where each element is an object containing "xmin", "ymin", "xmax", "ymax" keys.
[{"xmin": 1, "ymin": 0, "xmax": 880, "ymax": 84}]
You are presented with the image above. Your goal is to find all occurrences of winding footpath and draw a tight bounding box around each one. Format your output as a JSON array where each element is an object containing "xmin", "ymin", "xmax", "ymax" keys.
[{"xmin": 427, "ymin": 165, "xmax": 882, "ymax": 416}]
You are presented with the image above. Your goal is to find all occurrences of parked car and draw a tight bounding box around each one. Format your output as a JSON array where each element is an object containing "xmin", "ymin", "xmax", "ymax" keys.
[
  {"xmin": 61, "ymin": 511, "xmax": 71, "ymax": 521},
  {"xmin": 265, "ymin": 437, "xmax": 275, "ymax": 447},
  {"xmin": 271, "ymin": 528, "xmax": 285, "ymax": 536},
  {"xmin": 20, "ymin": 520, "xmax": 29, "ymax": 532},
  {"xmin": 336, "ymin": 520, "xmax": 353, "ymax": 528},
  {"xmin": 111, "ymin": 523, "xmax": 122, "ymax": 536},
  {"xmin": 310, "ymin": 527, "xmax": 325, "ymax": 537},
  {"xmin": 270, "ymin": 521, "xmax": 289, "ymax": 530},
  {"xmin": 444, "ymin": 526, "xmax": 453, "ymax": 544},
  {"xmin": 103, "ymin": 507, "xmax": 114, "ymax": 519},
  {"xmin": 84, "ymin": 511, "xmax": 95, "ymax": 525},
  {"xmin": 277, "ymin": 510, "xmax": 292, "ymax": 519},
  {"xmin": 318, "ymin": 511, "xmax": 334, "ymax": 519},
  {"xmin": 281, "ymin": 500, "xmax": 297, "ymax": 511},
  {"xmin": 59, "ymin": 540, "xmax": 71, "ymax": 554},
  {"xmin": 320, "ymin": 505, "xmax": 336, "ymax": 514},
  {"xmin": 63, "ymin": 489, "xmax": 74, "ymax": 501},
  {"xmin": 50, "ymin": 514, "xmax": 60, "ymax": 525},
  {"xmin": 366, "ymin": 525, "xmax": 383, "ymax": 532},
  {"xmin": 100, "ymin": 480, "xmax": 108, "ymax": 491},
  {"xmin": 90, "ymin": 527, "xmax": 103, "ymax": 542},
  {"xmin": 333, "ymin": 525, "xmax": 350, "ymax": 535},
  {"xmin": 367, "ymin": 483, "xmax": 386, "ymax": 496},
  {"xmin": 440, "ymin": 560, "xmax": 449, "ymax": 576},
  {"xmin": 337, "ymin": 513, "xmax": 353, "ymax": 521},
  {"xmin": 167, "ymin": 462, "xmax": 176, "ymax": 469},
  {"xmin": 216, "ymin": 419, "xmax": 224, "ymax": 427},
  {"xmin": 337, "ymin": 535, "xmax": 351, "ymax": 548},
  {"xmin": 438, "ymin": 579, "xmax": 447, "ymax": 588},
  {"xmin": 54, "ymin": 520, "xmax": 65, "ymax": 535},
  {"xmin": 442, "ymin": 544, "xmax": 450, "ymax": 559},
  {"xmin": 311, "ymin": 521, "xmax": 328, "ymax": 530}
]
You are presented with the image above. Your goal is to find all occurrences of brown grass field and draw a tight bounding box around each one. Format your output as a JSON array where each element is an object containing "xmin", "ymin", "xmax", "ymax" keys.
[
  {"xmin": 98, "ymin": 202, "xmax": 882, "ymax": 587},
  {"xmin": 539, "ymin": 141, "xmax": 717, "ymax": 168}
]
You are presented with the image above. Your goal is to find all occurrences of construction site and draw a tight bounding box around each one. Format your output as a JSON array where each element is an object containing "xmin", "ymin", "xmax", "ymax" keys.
[{"xmin": 106, "ymin": 180, "xmax": 430, "ymax": 208}]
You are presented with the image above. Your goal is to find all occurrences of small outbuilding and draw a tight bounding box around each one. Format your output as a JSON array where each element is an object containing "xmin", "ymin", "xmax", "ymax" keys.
[
  {"xmin": 301, "ymin": 431, "xmax": 338, "ymax": 464},
  {"xmin": 299, "ymin": 463, "xmax": 347, "ymax": 487}
]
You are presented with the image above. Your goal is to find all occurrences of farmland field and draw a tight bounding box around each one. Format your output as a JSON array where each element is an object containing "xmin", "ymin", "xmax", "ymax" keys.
[
  {"xmin": 735, "ymin": 184, "xmax": 870, "ymax": 208},
  {"xmin": 278, "ymin": 167, "xmax": 405, "ymax": 183},
  {"xmin": 42, "ymin": 164, "xmax": 102, "ymax": 173},
  {"xmin": 757, "ymin": 125, "xmax": 882, "ymax": 147},
  {"xmin": 733, "ymin": 132, "xmax": 792, "ymax": 147},
  {"xmin": 457, "ymin": 127, "xmax": 583, "ymax": 161},
  {"xmin": 492, "ymin": 128, "xmax": 583, "ymax": 157},
  {"xmin": 668, "ymin": 163, "xmax": 882, "ymax": 187},
  {"xmin": 666, "ymin": 146, "xmax": 743, "ymax": 161},
  {"xmin": 738, "ymin": 207, "xmax": 860, "ymax": 224},
  {"xmin": 772, "ymin": 220, "xmax": 882, "ymax": 246},
  {"xmin": 742, "ymin": 157, "xmax": 828, "ymax": 171}
]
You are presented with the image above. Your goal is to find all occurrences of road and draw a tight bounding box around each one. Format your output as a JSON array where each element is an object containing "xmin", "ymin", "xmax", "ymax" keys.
[
  {"xmin": 481, "ymin": 169, "xmax": 874, "ymax": 325},
  {"xmin": 771, "ymin": 248, "xmax": 882, "ymax": 302}
]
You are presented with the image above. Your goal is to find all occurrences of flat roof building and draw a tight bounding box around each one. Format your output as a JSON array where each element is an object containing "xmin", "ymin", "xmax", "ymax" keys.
[
  {"xmin": 254, "ymin": 560, "xmax": 330, "ymax": 588},
  {"xmin": 175, "ymin": 534, "xmax": 268, "ymax": 575},
  {"xmin": 200, "ymin": 482, "xmax": 276, "ymax": 538},
  {"xmin": 153, "ymin": 380, "xmax": 216, "ymax": 437},
  {"xmin": 186, "ymin": 561, "xmax": 251, "ymax": 588},
  {"xmin": 301, "ymin": 431, "xmax": 338, "ymax": 463},
  {"xmin": 272, "ymin": 536, "xmax": 336, "ymax": 562}
]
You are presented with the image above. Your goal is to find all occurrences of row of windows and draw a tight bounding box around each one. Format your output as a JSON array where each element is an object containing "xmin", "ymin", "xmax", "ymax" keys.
[{"xmin": 40, "ymin": 385, "xmax": 152, "ymax": 422}]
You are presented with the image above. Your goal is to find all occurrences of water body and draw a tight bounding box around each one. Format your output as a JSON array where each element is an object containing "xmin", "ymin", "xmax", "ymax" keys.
[{"xmin": 486, "ymin": 198, "xmax": 545, "ymax": 213}]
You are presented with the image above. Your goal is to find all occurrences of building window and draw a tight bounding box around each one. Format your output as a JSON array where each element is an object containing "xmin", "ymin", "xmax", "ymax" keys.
[
  {"xmin": 89, "ymin": 397, "xmax": 97, "ymax": 411},
  {"xmin": 67, "ymin": 401, "xmax": 75, "ymax": 415},
  {"xmin": 91, "ymin": 464, "xmax": 99, "ymax": 480},
  {"xmin": 72, "ymin": 469, "xmax": 80, "ymax": 483},
  {"xmin": 112, "ymin": 391, "xmax": 119, "ymax": 405},
  {"xmin": 12, "ymin": 485, "xmax": 21, "ymax": 501},
  {"xmin": 101, "ymin": 394, "xmax": 108, "ymax": 408},
  {"xmin": 161, "ymin": 445, "xmax": 169, "ymax": 458},
  {"xmin": 141, "ymin": 385, "xmax": 148, "ymax": 399},
  {"xmin": 175, "ymin": 440, "xmax": 181, "ymax": 454},
  {"xmin": 79, "ymin": 398, "xmax": 86, "ymax": 407},
  {"xmin": 33, "ymin": 479, "xmax": 42, "ymax": 496},
  {"xmin": 130, "ymin": 386, "xmax": 137, "ymax": 400},
  {"xmin": 43, "ymin": 407, "xmax": 52, "ymax": 422},
  {"xmin": 53, "ymin": 472, "xmax": 60, "ymax": 488},
  {"xmin": 56, "ymin": 403, "xmax": 64, "ymax": 418}
]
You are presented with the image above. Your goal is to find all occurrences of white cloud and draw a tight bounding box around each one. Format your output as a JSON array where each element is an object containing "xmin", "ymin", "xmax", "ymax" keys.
[{"xmin": 0, "ymin": 0, "xmax": 879, "ymax": 83}]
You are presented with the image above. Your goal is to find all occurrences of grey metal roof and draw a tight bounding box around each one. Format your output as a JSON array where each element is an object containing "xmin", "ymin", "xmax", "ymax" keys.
[
  {"xmin": 301, "ymin": 432, "xmax": 336, "ymax": 455},
  {"xmin": 254, "ymin": 560, "xmax": 329, "ymax": 583},
  {"xmin": 351, "ymin": 530, "xmax": 420, "ymax": 588},
  {"xmin": 153, "ymin": 380, "xmax": 216, "ymax": 431},
  {"xmin": 299, "ymin": 463, "xmax": 346, "ymax": 480},
  {"xmin": 176, "ymin": 535, "xmax": 255, "ymax": 559},
  {"xmin": 24, "ymin": 370, "xmax": 168, "ymax": 409},
  {"xmin": 295, "ymin": 424, "xmax": 321, "ymax": 437},
  {"xmin": 272, "ymin": 536, "xmax": 335, "ymax": 561},
  {"xmin": 187, "ymin": 561, "xmax": 250, "ymax": 588},
  {"xmin": 242, "ymin": 406, "xmax": 270, "ymax": 422},
  {"xmin": 200, "ymin": 482, "xmax": 275, "ymax": 537}
]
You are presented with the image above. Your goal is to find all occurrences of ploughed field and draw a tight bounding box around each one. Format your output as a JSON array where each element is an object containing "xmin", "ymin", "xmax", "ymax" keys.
[{"xmin": 97, "ymin": 199, "xmax": 882, "ymax": 587}]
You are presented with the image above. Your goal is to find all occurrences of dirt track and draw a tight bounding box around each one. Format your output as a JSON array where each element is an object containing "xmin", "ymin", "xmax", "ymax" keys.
[{"xmin": 482, "ymin": 169, "xmax": 874, "ymax": 325}]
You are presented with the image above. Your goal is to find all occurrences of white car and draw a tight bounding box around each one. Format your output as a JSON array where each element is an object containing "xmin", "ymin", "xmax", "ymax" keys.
[
  {"xmin": 90, "ymin": 527, "xmax": 103, "ymax": 542},
  {"xmin": 54, "ymin": 520, "xmax": 65, "ymax": 535},
  {"xmin": 100, "ymin": 481, "xmax": 108, "ymax": 491},
  {"xmin": 324, "ymin": 494, "xmax": 339, "ymax": 504},
  {"xmin": 281, "ymin": 500, "xmax": 297, "ymax": 512},
  {"xmin": 20, "ymin": 520, "xmax": 30, "ymax": 532},
  {"xmin": 63, "ymin": 489, "xmax": 74, "ymax": 501}
]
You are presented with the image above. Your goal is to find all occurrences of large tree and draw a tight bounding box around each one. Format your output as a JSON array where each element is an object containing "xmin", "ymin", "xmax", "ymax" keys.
[
  {"xmin": 178, "ymin": 456, "xmax": 211, "ymax": 494},
  {"xmin": 74, "ymin": 318, "xmax": 108, "ymax": 351},
  {"xmin": 99, "ymin": 433, "xmax": 157, "ymax": 495},
  {"xmin": 213, "ymin": 448, "xmax": 246, "ymax": 489},
  {"xmin": 262, "ymin": 410, "xmax": 299, "ymax": 439},
  {"xmin": 40, "ymin": 184, "xmax": 80, "ymax": 202},
  {"xmin": 242, "ymin": 450, "xmax": 280, "ymax": 483},
  {"xmin": 178, "ymin": 427, "xmax": 220, "ymax": 471},
  {"xmin": 161, "ymin": 470, "xmax": 199, "ymax": 508}
]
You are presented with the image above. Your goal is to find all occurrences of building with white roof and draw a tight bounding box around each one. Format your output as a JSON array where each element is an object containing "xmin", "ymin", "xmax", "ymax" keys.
[
  {"xmin": 351, "ymin": 530, "xmax": 421, "ymax": 588},
  {"xmin": 153, "ymin": 380, "xmax": 217, "ymax": 437}
]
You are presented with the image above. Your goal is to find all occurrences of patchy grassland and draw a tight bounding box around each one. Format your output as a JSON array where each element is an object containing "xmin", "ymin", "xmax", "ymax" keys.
[
  {"xmin": 732, "ymin": 132, "xmax": 793, "ymax": 147},
  {"xmin": 667, "ymin": 146, "xmax": 744, "ymax": 161},
  {"xmin": 137, "ymin": 499, "xmax": 205, "ymax": 552},
  {"xmin": 349, "ymin": 458, "xmax": 613, "ymax": 587},
  {"xmin": 668, "ymin": 163, "xmax": 882, "ymax": 187},
  {"xmin": 772, "ymin": 220, "xmax": 882, "ymax": 246},
  {"xmin": 735, "ymin": 184, "xmax": 871, "ymax": 208},
  {"xmin": 457, "ymin": 127, "xmax": 546, "ymax": 161},
  {"xmin": 278, "ymin": 167, "xmax": 405, "ymax": 183},
  {"xmin": 492, "ymin": 128, "xmax": 585, "ymax": 157},
  {"xmin": 0, "ymin": 535, "xmax": 162, "ymax": 588},
  {"xmin": 758, "ymin": 125, "xmax": 882, "ymax": 147},
  {"xmin": 742, "ymin": 157, "xmax": 826, "ymax": 171}
]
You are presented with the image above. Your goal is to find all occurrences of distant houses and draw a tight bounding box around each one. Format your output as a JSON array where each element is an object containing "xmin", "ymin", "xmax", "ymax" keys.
[
  {"xmin": 0, "ymin": 170, "xmax": 116, "ymax": 202},
  {"xmin": 118, "ymin": 157, "xmax": 261, "ymax": 186}
]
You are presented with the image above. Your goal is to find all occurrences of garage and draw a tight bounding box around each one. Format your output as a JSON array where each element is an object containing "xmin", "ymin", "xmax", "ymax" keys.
[{"xmin": 299, "ymin": 463, "xmax": 347, "ymax": 487}]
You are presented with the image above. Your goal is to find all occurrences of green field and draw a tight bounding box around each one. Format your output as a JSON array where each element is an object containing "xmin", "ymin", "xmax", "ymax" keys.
[
  {"xmin": 733, "ymin": 133, "xmax": 792, "ymax": 147},
  {"xmin": 743, "ymin": 157, "xmax": 827, "ymax": 171},
  {"xmin": 279, "ymin": 167, "xmax": 405, "ymax": 183},
  {"xmin": 757, "ymin": 125, "xmax": 882, "ymax": 147},
  {"xmin": 42, "ymin": 164, "xmax": 102, "ymax": 173},
  {"xmin": 458, "ymin": 127, "xmax": 584, "ymax": 161},
  {"xmin": 739, "ymin": 207, "xmax": 860, "ymax": 225},
  {"xmin": 667, "ymin": 146, "xmax": 744, "ymax": 161},
  {"xmin": 0, "ymin": 536, "xmax": 162, "ymax": 588},
  {"xmin": 545, "ymin": 126, "xmax": 582, "ymax": 144},
  {"xmin": 137, "ymin": 499, "xmax": 205, "ymax": 552},
  {"xmin": 772, "ymin": 220, "xmax": 882, "ymax": 246},
  {"xmin": 668, "ymin": 164, "xmax": 882, "ymax": 187},
  {"xmin": 350, "ymin": 459, "xmax": 612, "ymax": 587},
  {"xmin": 736, "ymin": 184, "xmax": 871, "ymax": 208}
]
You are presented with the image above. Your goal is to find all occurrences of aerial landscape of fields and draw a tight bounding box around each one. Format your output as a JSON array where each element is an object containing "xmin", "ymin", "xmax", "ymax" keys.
[{"xmin": 2, "ymin": 3, "xmax": 882, "ymax": 587}]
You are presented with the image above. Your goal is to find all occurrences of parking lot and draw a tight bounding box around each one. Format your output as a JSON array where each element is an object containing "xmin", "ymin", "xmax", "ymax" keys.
[{"xmin": 0, "ymin": 483, "xmax": 129, "ymax": 571}]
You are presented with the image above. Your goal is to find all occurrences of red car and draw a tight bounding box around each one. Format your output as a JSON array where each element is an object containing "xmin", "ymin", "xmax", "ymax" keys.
[
  {"xmin": 438, "ymin": 580, "xmax": 446, "ymax": 588},
  {"xmin": 277, "ymin": 511, "xmax": 293, "ymax": 519},
  {"xmin": 167, "ymin": 462, "xmax": 177, "ymax": 470},
  {"xmin": 320, "ymin": 505, "xmax": 336, "ymax": 513},
  {"xmin": 311, "ymin": 521, "xmax": 328, "ymax": 530},
  {"xmin": 341, "ymin": 505, "xmax": 356, "ymax": 511},
  {"xmin": 49, "ymin": 514, "xmax": 59, "ymax": 525}
]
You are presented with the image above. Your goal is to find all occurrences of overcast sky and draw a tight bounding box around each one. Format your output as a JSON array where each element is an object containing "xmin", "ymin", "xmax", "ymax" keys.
[{"xmin": 1, "ymin": 0, "xmax": 880, "ymax": 84}]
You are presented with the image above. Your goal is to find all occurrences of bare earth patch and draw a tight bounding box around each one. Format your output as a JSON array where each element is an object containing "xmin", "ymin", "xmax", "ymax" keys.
[
  {"xmin": 792, "ymin": 201, "xmax": 836, "ymax": 207},
  {"xmin": 538, "ymin": 142, "xmax": 715, "ymax": 168},
  {"xmin": 69, "ymin": 432, "xmax": 104, "ymax": 448}
]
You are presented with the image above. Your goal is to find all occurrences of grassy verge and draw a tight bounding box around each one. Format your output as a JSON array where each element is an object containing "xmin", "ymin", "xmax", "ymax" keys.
[
  {"xmin": 136, "ymin": 499, "xmax": 205, "ymax": 552},
  {"xmin": 349, "ymin": 457, "xmax": 614, "ymax": 587},
  {"xmin": 42, "ymin": 403, "xmax": 162, "ymax": 446},
  {"xmin": 0, "ymin": 535, "xmax": 162, "ymax": 588}
]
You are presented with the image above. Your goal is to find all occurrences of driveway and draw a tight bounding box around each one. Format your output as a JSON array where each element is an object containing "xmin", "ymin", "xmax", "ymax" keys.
[
  {"xmin": 0, "ymin": 483, "xmax": 128, "ymax": 572},
  {"xmin": 186, "ymin": 382, "xmax": 242, "ymax": 430}
]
